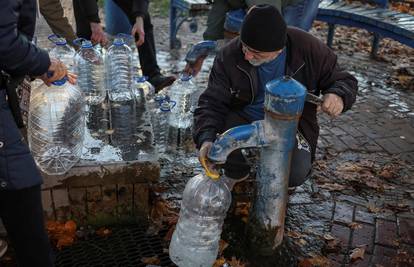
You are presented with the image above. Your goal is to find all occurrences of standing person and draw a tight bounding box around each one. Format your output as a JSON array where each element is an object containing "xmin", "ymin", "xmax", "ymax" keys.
[
  {"xmin": 0, "ymin": 1, "xmax": 74, "ymax": 266},
  {"xmin": 39, "ymin": 0, "xmax": 78, "ymax": 45},
  {"xmin": 73, "ymin": 0, "xmax": 176, "ymax": 92},
  {"xmin": 194, "ymin": 5, "xmax": 358, "ymax": 187}
]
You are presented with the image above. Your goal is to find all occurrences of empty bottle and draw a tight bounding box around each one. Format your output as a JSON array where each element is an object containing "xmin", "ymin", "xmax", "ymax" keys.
[
  {"xmin": 133, "ymin": 75, "xmax": 154, "ymax": 103},
  {"xmin": 106, "ymin": 37, "xmax": 133, "ymax": 102},
  {"xmin": 28, "ymin": 76, "xmax": 85, "ymax": 175},
  {"xmin": 74, "ymin": 38, "xmax": 106, "ymax": 105},
  {"xmin": 169, "ymin": 173, "xmax": 232, "ymax": 267},
  {"xmin": 168, "ymin": 74, "xmax": 199, "ymax": 129},
  {"xmin": 48, "ymin": 34, "xmax": 76, "ymax": 72}
]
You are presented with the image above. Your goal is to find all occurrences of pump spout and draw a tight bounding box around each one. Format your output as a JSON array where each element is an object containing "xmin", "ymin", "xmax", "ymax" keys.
[{"xmin": 207, "ymin": 121, "xmax": 266, "ymax": 164}]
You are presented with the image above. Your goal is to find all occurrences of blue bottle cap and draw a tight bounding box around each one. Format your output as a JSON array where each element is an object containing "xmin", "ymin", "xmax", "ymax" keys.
[
  {"xmin": 113, "ymin": 38, "xmax": 125, "ymax": 46},
  {"xmin": 135, "ymin": 76, "xmax": 148, "ymax": 83},
  {"xmin": 180, "ymin": 73, "xmax": 192, "ymax": 81},
  {"xmin": 51, "ymin": 76, "xmax": 68, "ymax": 86}
]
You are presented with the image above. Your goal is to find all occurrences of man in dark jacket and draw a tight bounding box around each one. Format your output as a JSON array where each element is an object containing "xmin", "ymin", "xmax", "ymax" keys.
[
  {"xmin": 0, "ymin": 0, "xmax": 71, "ymax": 266},
  {"xmin": 194, "ymin": 5, "xmax": 358, "ymax": 186},
  {"xmin": 73, "ymin": 0, "xmax": 176, "ymax": 92}
]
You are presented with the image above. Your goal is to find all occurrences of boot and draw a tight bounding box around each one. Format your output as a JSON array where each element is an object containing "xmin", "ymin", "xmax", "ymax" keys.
[{"xmin": 148, "ymin": 73, "xmax": 176, "ymax": 93}]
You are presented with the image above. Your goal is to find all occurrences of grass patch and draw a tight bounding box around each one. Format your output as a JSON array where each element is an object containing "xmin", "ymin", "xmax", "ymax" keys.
[{"xmin": 150, "ymin": 0, "xmax": 170, "ymax": 18}]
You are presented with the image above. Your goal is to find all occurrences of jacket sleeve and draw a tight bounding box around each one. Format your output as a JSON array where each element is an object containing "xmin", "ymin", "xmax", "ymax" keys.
[
  {"xmin": 132, "ymin": 0, "xmax": 149, "ymax": 18},
  {"xmin": 77, "ymin": 0, "xmax": 100, "ymax": 23},
  {"xmin": 0, "ymin": 0, "xmax": 50, "ymax": 76},
  {"xmin": 313, "ymin": 42, "xmax": 358, "ymax": 112},
  {"xmin": 193, "ymin": 52, "xmax": 234, "ymax": 149}
]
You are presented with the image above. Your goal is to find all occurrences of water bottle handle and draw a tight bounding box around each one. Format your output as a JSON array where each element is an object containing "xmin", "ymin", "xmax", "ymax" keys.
[
  {"xmin": 48, "ymin": 34, "xmax": 60, "ymax": 43},
  {"xmin": 73, "ymin": 37, "xmax": 86, "ymax": 46},
  {"xmin": 117, "ymin": 33, "xmax": 134, "ymax": 40},
  {"xmin": 169, "ymin": 100, "xmax": 176, "ymax": 109}
]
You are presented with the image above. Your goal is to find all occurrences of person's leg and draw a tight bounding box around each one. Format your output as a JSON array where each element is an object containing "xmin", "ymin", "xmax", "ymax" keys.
[
  {"xmin": 282, "ymin": 0, "xmax": 320, "ymax": 31},
  {"xmin": 288, "ymin": 132, "xmax": 312, "ymax": 187},
  {"xmin": 73, "ymin": 0, "xmax": 93, "ymax": 39},
  {"xmin": 137, "ymin": 13, "xmax": 161, "ymax": 78},
  {"xmin": 203, "ymin": 0, "xmax": 232, "ymax": 40},
  {"xmin": 0, "ymin": 186, "xmax": 53, "ymax": 267},
  {"xmin": 104, "ymin": 0, "xmax": 132, "ymax": 36},
  {"xmin": 39, "ymin": 0, "xmax": 77, "ymax": 44}
]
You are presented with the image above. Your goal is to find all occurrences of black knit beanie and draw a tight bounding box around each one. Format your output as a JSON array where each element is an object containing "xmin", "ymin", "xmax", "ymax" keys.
[{"xmin": 240, "ymin": 4, "xmax": 287, "ymax": 52}]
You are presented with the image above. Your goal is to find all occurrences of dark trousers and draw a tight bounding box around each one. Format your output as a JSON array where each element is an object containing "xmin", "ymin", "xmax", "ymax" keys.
[
  {"xmin": 0, "ymin": 185, "xmax": 53, "ymax": 267},
  {"xmin": 222, "ymin": 112, "xmax": 312, "ymax": 187},
  {"xmin": 73, "ymin": 0, "xmax": 161, "ymax": 78}
]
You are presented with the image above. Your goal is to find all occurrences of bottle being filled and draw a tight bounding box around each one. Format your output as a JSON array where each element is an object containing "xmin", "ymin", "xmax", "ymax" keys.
[
  {"xmin": 106, "ymin": 37, "xmax": 133, "ymax": 102},
  {"xmin": 152, "ymin": 100, "xmax": 174, "ymax": 154},
  {"xmin": 48, "ymin": 34, "xmax": 76, "ymax": 72},
  {"xmin": 28, "ymin": 75, "xmax": 85, "ymax": 175},
  {"xmin": 169, "ymin": 172, "xmax": 232, "ymax": 267},
  {"xmin": 74, "ymin": 38, "xmax": 106, "ymax": 105},
  {"xmin": 117, "ymin": 33, "xmax": 142, "ymax": 77},
  {"xmin": 133, "ymin": 75, "xmax": 154, "ymax": 104}
]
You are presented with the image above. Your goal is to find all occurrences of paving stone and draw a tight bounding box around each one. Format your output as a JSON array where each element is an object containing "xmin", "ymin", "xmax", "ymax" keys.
[
  {"xmin": 327, "ymin": 253, "xmax": 344, "ymax": 266},
  {"xmin": 334, "ymin": 202, "xmax": 355, "ymax": 224},
  {"xmin": 397, "ymin": 216, "xmax": 414, "ymax": 245},
  {"xmin": 374, "ymin": 138, "xmax": 404, "ymax": 154},
  {"xmin": 339, "ymin": 135, "xmax": 362, "ymax": 150},
  {"xmin": 338, "ymin": 125, "xmax": 364, "ymax": 138},
  {"xmin": 323, "ymin": 135, "xmax": 349, "ymax": 152},
  {"xmin": 371, "ymin": 245, "xmax": 398, "ymax": 266},
  {"xmin": 354, "ymin": 207, "xmax": 375, "ymax": 224},
  {"xmin": 352, "ymin": 223, "xmax": 375, "ymax": 253},
  {"xmin": 331, "ymin": 223, "xmax": 351, "ymax": 248},
  {"xmin": 375, "ymin": 219, "xmax": 398, "ymax": 247},
  {"xmin": 330, "ymin": 127, "xmax": 347, "ymax": 136}
]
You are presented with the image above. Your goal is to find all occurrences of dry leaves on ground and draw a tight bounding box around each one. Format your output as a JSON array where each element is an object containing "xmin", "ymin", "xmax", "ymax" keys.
[
  {"xmin": 298, "ymin": 255, "xmax": 331, "ymax": 267},
  {"xmin": 96, "ymin": 227, "xmax": 112, "ymax": 237},
  {"xmin": 141, "ymin": 256, "xmax": 161, "ymax": 265},
  {"xmin": 213, "ymin": 256, "xmax": 247, "ymax": 267},
  {"xmin": 148, "ymin": 198, "xmax": 179, "ymax": 235},
  {"xmin": 318, "ymin": 183, "xmax": 347, "ymax": 191},
  {"xmin": 218, "ymin": 239, "xmax": 229, "ymax": 256},
  {"xmin": 322, "ymin": 234, "xmax": 341, "ymax": 253},
  {"xmin": 348, "ymin": 222, "xmax": 363, "ymax": 230},
  {"xmin": 46, "ymin": 220, "xmax": 77, "ymax": 249},
  {"xmin": 350, "ymin": 247, "xmax": 366, "ymax": 262}
]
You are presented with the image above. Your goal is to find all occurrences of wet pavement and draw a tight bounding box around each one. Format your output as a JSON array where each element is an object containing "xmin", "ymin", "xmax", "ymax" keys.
[{"xmin": 6, "ymin": 4, "xmax": 413, "ymax": 267}]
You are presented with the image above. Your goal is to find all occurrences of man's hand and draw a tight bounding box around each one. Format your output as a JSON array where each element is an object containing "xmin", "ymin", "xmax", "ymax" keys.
[
  {"xmin": 38, "ymin": 58, "xmax": 67, "ymax": 86},
  {"xmin": 321, "ymin": 93, "xmax": 344, "ymax": 117},
  {"xmin": 131, "ymin": 16, "xmax": 145, "ymax": 46},
  {"xmin": 90, "ymin": 22, "xmax": 107, "ymax": 45},
  {"xmin": 198, "ymin": 141, "xmax": 220, "ymax": 179},
  {"xmin": 183, "ymin": 56, "xmax": 206, "ymax": 77}
]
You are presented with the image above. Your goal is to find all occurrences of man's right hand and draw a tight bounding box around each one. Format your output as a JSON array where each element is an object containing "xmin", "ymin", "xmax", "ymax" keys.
[
  {"xmin": 90, "ymin": 22, "xmax": 108, "ymax": 45},
  {"xmin": 183, "ymin": 56, "xmax": 206, "ymax": 77},
  {"xmin": 198, "ymin": 141, "xmax": 220, "ymax": 179},
  {"xmin": 39, "ymin": 58, "xmax": 67, "ymax": 86}
]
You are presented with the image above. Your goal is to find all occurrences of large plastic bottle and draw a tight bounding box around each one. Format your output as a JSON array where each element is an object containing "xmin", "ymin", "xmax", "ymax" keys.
[
  {"xmin": 169, "ymin": 173, "xmax": 232, "ymax": 267},
  {"xmin": 152, "ymin": 100, "xmax": 174, "ymax": 154},
  {"xmin": 133, "ymin": 75, "xmax": 154, "ymax": 103},
  {"xmin": 48, "ymin": 34, "xmax": 76, "ymax": 72},
  {"xmin": 106, "ymin": 37, "xmax": 133, "ymax": 102},
  {"xmin": 168, "ymin": 74, "xmax": 199, "ymax": 129},
  {"xmin": 74, "ymin": 38, "xmax": 106, "ymax": 105},
  {"xmin": 28, "ymin": 76, "xmax": 85, "ymax": 175},
  {"xmin": 118, "ymin": 33, "xmax": 141, "ymax": 77}
]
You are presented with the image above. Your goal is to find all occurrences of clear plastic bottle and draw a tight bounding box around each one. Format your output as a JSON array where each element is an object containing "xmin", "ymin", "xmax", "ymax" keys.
[
  {"xmin": 106, "ymin": 38, "xmax": 133, "ymax": 102},
  {"xmin": 168, "ymin": 74, "xmax": 199, "ymax": 129},
  {"xmin": 153, "ymin": 100, "xmax": 173, "ymax": 154},
  {"xmin": 48, "ymin": 34, "xmax": 76, "ymax": 72},
  {"xmin": 133, "ymin": 75, "xmax": 154, "ymax": 103},
  {"xmin": 169, "ymin": 173, "xmax": 232, "ymax": 267},
  {"xmin": 74, "ymin": 38, "xmax": 106, "ymax": 105},
  {"xmin": 117, "ymin": 33, "xmax": 141, "ymax": 77},
  {"xmin": 28, "ymin": 76, "xmax": 85, "ymax": 175}
]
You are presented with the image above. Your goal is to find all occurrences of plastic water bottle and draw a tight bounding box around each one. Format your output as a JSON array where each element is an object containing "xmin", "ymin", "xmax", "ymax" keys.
[
  {"xmin": 168, "ymin": 74, "xmax": 199, "ymax": 129},
  {"xmin": 117, "ymin": 33, "xmax": 141, "ymax": 76},
  {"xmin": 48, "ymin": 34, "xmax": 76, "ymax": 72},
  {"xmin": 28, "ymin": 76, "xmax": 85, "ymax": 175},
  {"xmin": 106, "ymin": 38, "xmax": 133, "ymax": 102},
  {"xmin": 74, "ymin": 38, "xmax": 106, "ymax": 105},
  {"xmin": 152, "ymin": 100, "xmax": 174, "ymax": 154},
  {"xmin": 133, "ymin": 75, "xmax": 154, "ymax": 103},
  {"xmin": 169, "ymin": 173, "xmax": 232, "ymax": 267}
]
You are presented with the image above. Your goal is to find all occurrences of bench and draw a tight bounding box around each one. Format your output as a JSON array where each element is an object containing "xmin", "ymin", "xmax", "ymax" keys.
[
  {"xmin": 316, "ymin": 0, "xmax": 414, "ymax": 57},
  {"xmin": 169, "ymin": 0, "xmax": 210, "ymax": 49}
]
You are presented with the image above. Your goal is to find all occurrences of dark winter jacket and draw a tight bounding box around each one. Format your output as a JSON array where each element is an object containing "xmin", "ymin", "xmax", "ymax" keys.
[
  {"xmin": 0, "ymin": 0, "xmax": 49, "ymax": 190},
  {"xmin": 193, "ymin": 27, "xmax": 358, "ymax": 159}
]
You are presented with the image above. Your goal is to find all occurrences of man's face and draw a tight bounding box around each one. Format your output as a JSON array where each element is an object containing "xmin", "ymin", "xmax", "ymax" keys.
[{"xmin": 242, "ymin": 43, "xmax": 282, "ymax": 66}]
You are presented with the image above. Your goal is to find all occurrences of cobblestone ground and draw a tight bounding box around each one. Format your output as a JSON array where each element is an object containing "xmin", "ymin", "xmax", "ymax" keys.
[{"xmin": 21, "ymin": 6, "xmax": 414, "ymax": 267}]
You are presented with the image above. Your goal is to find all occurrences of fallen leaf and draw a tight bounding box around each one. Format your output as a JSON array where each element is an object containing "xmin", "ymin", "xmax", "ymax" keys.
[
  {"xmin": 218, "ymin": 239, "xmax": 229, "ymax": 256},
  {"xmin": 213, "ymin": 257, "xmax": 226, "ymax": 267},
  {"xmin": 348, "ymin": 222, "xmax": 363, "ymax": 230},
  {"xmin": 367, "ymin": 203, "xmax": 381, "ymax": 213},
  {"xmin": 350, "ymin": 247, "xmax": 365, "ymax": 262},
  {"xmin": 96, "ymin": 227, "xmax": 112, "ymax": 237},
  {"xmin": 298, "ymin": 256, "xmax": 331, "ymax": 267},
  {"xmin": 105, "ymin": 129, "xmax": 115, "ymax": 135},
  {"xmin": 322, "ymin": 234, "xmax": 335, "ymax": 241},
  {"xmin": 56, "ymin": 235, "xmax": 75, "ymax": 249},
  {"xmin": 294, "ymin": 238, "xmax": 308, "ymax": 246},
  {"xmin": 228, "ymin": 256, "xmax": 247, "ymax": 267},
  {"xmin": 141, "ymin": 256, "xmax": 161, "ymax": 265},
  {"xmin": 288, "ymin": 231, "xmax": 304, "ymax": 239}
]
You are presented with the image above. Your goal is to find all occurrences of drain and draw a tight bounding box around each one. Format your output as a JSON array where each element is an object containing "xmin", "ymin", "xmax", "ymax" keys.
[{"xmin": 55, "ymin": 224, "xmax": 175, "ymax": 267}]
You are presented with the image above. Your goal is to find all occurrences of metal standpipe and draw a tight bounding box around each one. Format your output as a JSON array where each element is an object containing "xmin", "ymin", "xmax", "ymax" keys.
[{"xmin": 207, "ymin": 76, "xmax": 306, "ymax": 255}]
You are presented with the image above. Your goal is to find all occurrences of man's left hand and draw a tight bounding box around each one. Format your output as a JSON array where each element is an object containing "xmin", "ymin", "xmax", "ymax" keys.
[
  {"xmin": 321, "ymin": 93, "xmax": 343, "ymax": 117},
  {"xmin": 131, "ymin": 16, "xmax": 145, "ymax": 46}
]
